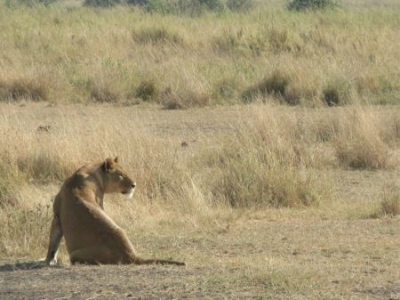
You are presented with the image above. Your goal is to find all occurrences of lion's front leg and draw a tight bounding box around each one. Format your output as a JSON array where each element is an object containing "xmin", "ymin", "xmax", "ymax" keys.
[{"xmin": 45, "ymin": 215, "xmax": 63, "ymax": 266}]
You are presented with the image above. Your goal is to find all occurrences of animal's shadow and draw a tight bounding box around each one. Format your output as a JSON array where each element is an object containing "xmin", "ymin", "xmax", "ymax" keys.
[{"xmin": 0, "ymin": 261, "xmax": 62, "ymax": 272}]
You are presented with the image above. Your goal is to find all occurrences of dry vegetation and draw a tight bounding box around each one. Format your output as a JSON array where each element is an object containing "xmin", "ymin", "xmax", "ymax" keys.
[
  {"xmin": 0, "ymin": 0, "xmax": 400, "ymax": 299},
  {"xmin": 0, "ymin": 103, "xmax": 399, "ymax": 298},
  {"xmin": 0, "ymin": 0, "xmax": 399, "ymax": 107}
]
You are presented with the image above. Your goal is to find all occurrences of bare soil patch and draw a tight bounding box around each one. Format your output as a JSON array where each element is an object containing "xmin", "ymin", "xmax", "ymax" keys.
[{"xmin": 1, "ymin": 217, "xmax": 400, "ymax": 299}]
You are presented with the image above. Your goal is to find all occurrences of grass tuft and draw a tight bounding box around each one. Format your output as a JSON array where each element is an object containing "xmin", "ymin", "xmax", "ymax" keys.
[
  {"xmin": 370, "ymin": 185, "xmax": 400, "ymax": 218},
  {"xmin": 226, "ymin": 0, "xmax": 254, "ymax": 12},
  {"xmin": 132, "ymin": 27, "xmax": 184, "ymax": 45},
  {"xmin": 90, "ymin": 84, "xmax": 120, "ymax": 103},
  {"xmin": 380, "ymin": 186, "xmax": 400, "ymax": 217},
  {"xmin": 0, "ymin": 78, "xmax": 48, "ymax": 102},
  {"xmin": 0, "ymin": 162, "xmax": 22, "ymax": 208},
  {"xmin": 334, "ymin": 109, "xmax": 395, "ymax": 170},
  {"xmin": 16, "ymin": 152, "xmax": 75, "ymax": 184},
  {"xmin": 198, "ymin": 111, "xmax": 327, "ymax": 208},
  {"xmin": 287, "ymin": 0, "xmax": 339, "ymax": 11},
  {"xmin": 135, "ymin": 80, "xmax": 159, "ymax": 101},
  {"xmin": 241, "ymin": 71, "xmax": 291, "ymax": 103},
  {"xmin": 335, "ymin": 139, "xmax": 391, "ymax": 170},
  {"xmin": 0, "ymin": 204, "xmax": 51, "ymax": 258},
  {"xmin": 323, "ymin": 79, "xmax": 352, "ymax": 106},
  {"xmin": 161, "ymin": 88, "xmax": 211, "ymax": 109}
]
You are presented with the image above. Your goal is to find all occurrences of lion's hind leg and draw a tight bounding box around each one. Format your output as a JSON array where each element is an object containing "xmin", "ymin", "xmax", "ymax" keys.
[{"xmin": 69, "ymin": 246, "xmax": 131, "ymax": 265}]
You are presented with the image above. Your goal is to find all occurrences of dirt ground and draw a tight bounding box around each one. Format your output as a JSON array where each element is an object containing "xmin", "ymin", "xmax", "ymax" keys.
[
  {"xmin": 0, "ymin": 264, "xmax": 239, "ymax": 300},
  {"xmin": 1, "ymin": 217, "xmax": 400, "ymax": 299}
]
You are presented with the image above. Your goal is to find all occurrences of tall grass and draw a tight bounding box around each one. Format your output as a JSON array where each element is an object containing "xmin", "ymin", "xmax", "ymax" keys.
[
  {"xmin": 0, "ymin": 105, "xmax": 397, "ymax": 210},
  {"xmin": 0, "ymin": 0, "xmax": 399, "ymax": 261},
  {"xmin": 333, "ymin": 108, "xmax": 396, "ymax": 169},
  {"xmin": 0, "ymin": 2, "xmax": 399, "ymax": 106},
  {"xmin": 0, "ymin": 104, "xmax": 399, "ymax": 259},
  {"xmin": 380, "ymin": 185, "xmax": 400, "ymax": 217},
  {"xmin": 197, "ymin": 111, "xmax": 328, "ymax": 208}
]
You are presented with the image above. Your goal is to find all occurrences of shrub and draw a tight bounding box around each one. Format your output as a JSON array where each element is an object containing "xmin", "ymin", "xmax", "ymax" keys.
[
  {"xmin": 126, "ymin": 0, "xmax": 169, "ymax": 13},
  {"xmin": 5, "ymin": 0, "xmax": 56, "ymax": 7},
  {"xmin": 171, "ymin": 0, "xmax": 196, "ymax": 16},
  {"xmin": 126, "ymin": 0, "xmax": 146, "ymax": 5},
  {"xmin": 84, "ymin": 0, "xmax": 123, "ymax": 7},
  {"xmin": 287, "ymin": 0, "xmax": 339, "ymax": 11},
  {"xmin": 122, "ymin": 0, "xmax": 226, "ymax": 14},
  {"xmin": 200, "ymin": 0, "xmax": 225, "ymax": 12},
  {"xmin": 226, "ymin": 0, "xmax": 254, "ymax": 12},
  {"xmin": 174, "ymin": 0, "xmax": 225, "ymax": 16}
]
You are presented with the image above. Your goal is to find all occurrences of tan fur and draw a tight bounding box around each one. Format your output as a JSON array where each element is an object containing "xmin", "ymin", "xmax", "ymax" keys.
[{"xmin": 45, "ymin": 157, "xmax": 184, "ymax": 266}]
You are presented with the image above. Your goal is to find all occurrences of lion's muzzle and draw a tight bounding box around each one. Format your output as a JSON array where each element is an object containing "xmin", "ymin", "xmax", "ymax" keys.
[{"xmin": 124, "ymin": 183, "xmax": 136, "ymax": 199}]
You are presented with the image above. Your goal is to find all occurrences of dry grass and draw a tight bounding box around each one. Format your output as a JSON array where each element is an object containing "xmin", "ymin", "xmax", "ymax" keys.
[
  {"xmin": 0, "ymin": 1, "xmax": 399, "ymax": 105},
  {"xmin": 378, "ymin": 185, "xmax": 400, "ymax": 217},
  {"xmin": 334, "ymin": 108, "xmax": 397, "ymax": 169},
  {"xmin": 0, "ymin": 1, "xmax": 399, "ymax": 298},
  {"xmin": 0, "ymin": 103, "xmax": 399, "ymax": 298},
  {"xmin": 0, "ymin": 103, "xmax": 399, "ymax": 249},
  {"xmin": 0, "ymin": 78, "xmax": 48, "ymax": 102},
  {"xmin": 196, "ymin": 110, "xmax": 330, "ymax": 208}
]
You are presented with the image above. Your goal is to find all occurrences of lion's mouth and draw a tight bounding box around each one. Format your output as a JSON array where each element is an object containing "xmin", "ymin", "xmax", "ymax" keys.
[{"xmin": 122, "ymin": 188, "xmax": 135, "ymax": 199}]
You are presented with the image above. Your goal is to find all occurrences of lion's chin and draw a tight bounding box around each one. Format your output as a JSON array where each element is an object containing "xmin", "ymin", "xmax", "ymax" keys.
[{"xmin": 124, "ymin": 188, "xmax": 135, "ymax": 199}]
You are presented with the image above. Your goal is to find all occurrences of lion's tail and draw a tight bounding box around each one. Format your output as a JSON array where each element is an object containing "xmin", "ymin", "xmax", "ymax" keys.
[{"xmin": 133, "ymin": 257, "xmax": 185, "ymax": 266}]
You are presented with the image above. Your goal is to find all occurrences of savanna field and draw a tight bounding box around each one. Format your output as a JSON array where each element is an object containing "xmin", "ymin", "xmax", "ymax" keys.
[{"xmin": 0, "ymin": 0, "xmax": 400, "ymax": 299}]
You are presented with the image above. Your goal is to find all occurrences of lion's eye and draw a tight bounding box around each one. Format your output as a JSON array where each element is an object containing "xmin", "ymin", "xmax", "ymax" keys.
[{"xmin": 118, "ymin": 175, "xmax": 124, "ymax": 180}]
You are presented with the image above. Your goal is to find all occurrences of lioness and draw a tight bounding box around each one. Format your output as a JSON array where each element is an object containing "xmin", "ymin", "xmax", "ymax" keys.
[{"xmin": 45, "ymin": 157, "xmax": 184, "ymax": 266}]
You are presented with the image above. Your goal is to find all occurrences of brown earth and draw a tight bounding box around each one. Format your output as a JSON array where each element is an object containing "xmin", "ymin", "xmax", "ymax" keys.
[{"xmin": 1, "ymin": 217, "xmax": 400, "ymax": 299}]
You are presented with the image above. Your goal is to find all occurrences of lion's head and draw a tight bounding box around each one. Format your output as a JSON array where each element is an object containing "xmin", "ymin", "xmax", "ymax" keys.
[{"xmin": 102, "ymin": 157, "xmax": 136, "ymax": 198}]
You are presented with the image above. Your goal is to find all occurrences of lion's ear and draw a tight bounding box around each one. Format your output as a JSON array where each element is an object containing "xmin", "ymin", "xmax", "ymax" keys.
[
  {"xmin": 114, "ymin": 156, "xmax": 119, "ymax": 163},
  {"xmin": 103, "ymin": 157, "xmax": 115, "ymax": 171}
]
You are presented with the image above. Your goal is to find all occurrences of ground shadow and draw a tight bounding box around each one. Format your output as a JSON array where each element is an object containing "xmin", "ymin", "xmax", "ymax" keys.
[{"xmin": 0, "ymin": 261, "xmax": 62, "ymax": 272}]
